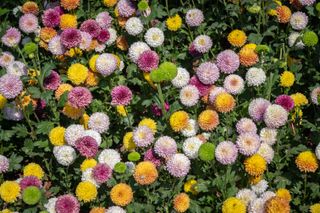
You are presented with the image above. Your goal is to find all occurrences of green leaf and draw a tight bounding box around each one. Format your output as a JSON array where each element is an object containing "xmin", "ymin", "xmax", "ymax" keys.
[
  {"xmin": 28, "ymin": 87, "xmax": 41, "ymax": 99},
  {"xmin": 36, "ymin": 121, "xmax": 54, "ymax": 135}
]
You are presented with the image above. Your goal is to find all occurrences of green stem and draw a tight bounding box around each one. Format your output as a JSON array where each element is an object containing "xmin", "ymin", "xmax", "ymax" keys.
[
  {"xmin": 165, "ymin": 0, "xmax": 170, "ymax": 15},
  {"xmin": 124, "ymin": 106, "xmax": 133, "ymax": 130},
  {"xmin": 35, "ymin": 50, "xmax": 45, "ymax": 91},
  {"xmin": 303, "ymin": 173, "xmax": 307, "ymax": 200},
  {"xmin": 156, "ymin": 83, "xmax": 166, "ymax": 118},
  {"xmin": 16, "ymin": 46, "xmax": 27, "ymax": 65}
]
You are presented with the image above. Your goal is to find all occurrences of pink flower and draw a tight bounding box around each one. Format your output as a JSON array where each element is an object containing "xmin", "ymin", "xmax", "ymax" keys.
[
  {"xmin": 97, "ymin": 29, "xmax": 110, "ymax": 43},
  {"xmin": 92, "ymin": 163, "xmax": 112, "ymax": 184},
  {"xmin": 80, "ymin": 19, "xmax": 101, "ymax": 38},
  {"xmin": 68, "ymin": 87, "xmax": 92, "ymax": 108},
  {"xmin": 42, "ymin": 8, "xmax": 60, "ymax": 28},
  {"xmin": 137, "ymin": 50, "xmax": 159, "ymax": 72},
  {"xmin": 275, "ymin": 95, "xmax": 294, "ymax": 111},
  {"xmin": 1, "ymin": 27, "xmax": 21, "ymax": 47},
  {"xmin": 111, "ymin": 85, "xmax": 132, "ymax": 106},
  {"xmin": 19, "ymin": 176, "xmax": 42, "ymax": 190},
  {"xmin": 44, "ymin": 70, "xmax": 61, "ymax": 90},
  {"xmin": 75, "ymin": 136, "xmax": 98, "ymax": 158},
  {"xmin": 151, "ymin": 102, "xmax": 170, "ymax": 117},
  {"xmin": 144, "ymin": 149, "xmax": 161, "ymax": 167},
  {"xmin": 55, "ymin": 194, "xmax": 80, "ymax": 213},
  {"xmin": 60, "ymin": 28, "xmax": 82, "ymax": 49},
  {"xmin": 189, "ymin": 75, "xmax": 211, "ymax": 96}
]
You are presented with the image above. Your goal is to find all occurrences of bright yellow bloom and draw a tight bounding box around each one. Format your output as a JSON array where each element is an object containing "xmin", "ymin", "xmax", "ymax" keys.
[
  {"xmin": 80, "ymin": 159, "xmax": 97, "ymax": 172},
  {"xmin": 62, "ymin": 104, "xmax": 85, "ymax": 120},
  {"xmin": 133, "ymin": 161, "xmax": 158, "ymax": 185},
  {"xmin": 170, "ymin": 111, "xmax": 189, "ymax": 132},
  {"xmin": 123, "ymin": 132, "xmax": 136, "ymax": 151},
  {"xmin": 198, "ymin": 109, "xmax": 220, "ymax": 131},
  {"xmin": 49, "ymin": 126, "xmax": 66, "ymax": 146},
  {"xmin": 214, "ymin": 92, "xmax": 236, "ymax": 113},
  {"xmin": 143, "ymin": 72, "xmax": 156, "ymax": 89},
  {"xmin": 222, "ymin": 197, "xmax": 246, "ymax": 213},
  {"xmin": 184, "ymin": 179, "xmax": 198, "ymax": 195},
  {"xmin": 244, "ymin": 154, "xmax": 267, "ymax": 176},
  {"xmin": 55, "ymin": 83, "xmax": 73, "ymax": 100},
  {"xmin": 139, "ymin": 118, "xmax": 157, "ymax": 133},
  {"xmin": 173, "ymin": 193, "xmax": 190, "ymax": 213},
  {"xmin": 89, "ymin": 54, "xmax": 99, "ymax": 72},
  {"xmin": 80, "ymin": 113, "xmax": 90, "ymax": 129},
  {"xmin": 60, "ymin": 14, "xmax": 77, "ymax": 30},
  {"xmin": 116, "ymin": 105, "xmax": 127, "ymax": 117},
  {"xmin": 310, "ymin": 203, "xmax": 320, "ymax": 213},
  {"xmin": 280, "ymin": 71, "xmax": 295, "ymax": 87},
  {"xmin": 67, "ymin": 63, "xmax": 88, "ymax": 85},
  {"xmin": 110, "ymin": 183, "xmax": 133, "ymax": 206},
  {"xmin": 166, "ymin": 14, "xmax": 182, "ymax": 31},
  {"xmin": 66, "ymin": 48, "xmax": 82, "ymax": 57},
  {"xmin": 290, "ymin": 93, "xmax": 309, "ymax": 107},
  {"xmin": 227, "ymin": 30, "xmax": 247, "ymax": 47},
  {"xmin": 103, "ymin": 0, "xmax": 117, "ymax": 7},
  {"xmin": 0, "ymin": 181, "xmax": 20, "ymax": 203},
  {"xmin": 0, "ymin": 94, "xmax": 7, "ymax": 109},
  {"xmin": 23, "ymin": 163, "xmax": 44, "ymax": 179},
  {"xmin": 276, "ymin": 188, "xmax": 292, "ymax": 202},
  {"xmin": 76, "ymin": 181, "xmax": 97, "ymax": 202},
  {"xmin": 295, "ymin": 151, "xmax": 318, "ymax": 173},
  {"xmin": 1, "ymin": 209, "xmax": 14, "ymax": 213},
  {"xmin": 265, "ymin": 196, "xmax": 290, "ymax": 213}
]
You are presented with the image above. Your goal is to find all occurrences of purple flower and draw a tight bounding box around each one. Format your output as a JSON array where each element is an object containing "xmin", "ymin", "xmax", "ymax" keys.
[
  {"xmin": 97, "ymin": 29, "xmax": 110, "ymax": 43},
  {"xmin": 53, "ymin": 6, "xmax": 64, "ymax": 15},
  {"xmin": 80, "ymin": 19, "xmax": 101, "ymax": 38},
  {"xmin": 60, "ymin": 28, "xmax": 82, "ymax": 49},
  {"xmin": 111, "ymin": 85, "xmax": 132, "ymax": 106},
  {"xmin": 137, "ymin": 50, "xmax": 159, "ymax": 72},
  {"xmin": 151, "ymin": 102, "xmax": 169, "ymax": 117},
  {"xmin": 19, "ymin": 176, "xmax": 42, "ymax": 190},
  {"xmin": 44, "ymin": 70, "xmax": 61, "ymax": 90},
  {"xmin": 0, "ymin": 155, "xmax": 9, "ymax": 174},
  {"xmin": 117, "ymin": 0, "xmax": 136, "ymax": 18},
  {"xmin": 96, "ymin": 12, "xmax": 113, "ymax": 29},
  {"xmin": 42, "ymin": 8, "xmax": 60, "ymax": 28},
  {"xmin": 19, "ymin": 14, "xmax": 39, "ymax": 34},
  {"xmin": 55, "ymin": 194, "xmax": 80, "ymax": 213},
  {"xmin": 0, "ymin": 74, "xmax": 23, "ymax": 99},
  {"xmin": 188, "ymin": 42, "xmax": 202, "ymax": 57},
  {"xmin": 68, "ymin": 87, "xmax": 92, "ymax": 108},
  {"xmin": 0, "ymin": 52, "xmax": 14, "ymax": 68},
  {"xmin": 275, "ymin": 95, "xmax": 294, "ymax": 111},
  {"xmin": 290, "ymin": 12, "xmax": 308, "ymax": 30},
  {"xmin": 92, "ymin": 163, "xmax": 112, "ymax": 184},
  {"xmin": 144, "ymin": 149, "xmax": 161, "ymax": 167},
  {"xmin": 189, "ymin": 75, "xmax": 211, "ymax": 96},
  {"xmin": 248, "ymin": 98, "xmax": 271, "ymax": 122},
  {"xmin": 154, "ymin": 136, "xmax": 177, "ymax": 159},
  {"xmin": 216, "ymin": 49, "xmax": 240, "ymax": 74},
  {"xmin": 35, "ymin": 99, "xmax": 47, "ymax": 119},
  {"xmin": 75, "ymin": 136, "xmax": 98, "ymax": 158},
  {"xmin": 196, "ymin": 62, "xmax": 220, "ymax": 85},
  {"xmin": 185, "ymin": 8, "xmax": 204, "ymax": 27},
  {"xmin": 1, "ymin": 27, "xmax": 21, "ymax": 47},
  {"xmin": 3, "ymin": 102, "xmax": 24, "ymax": 121}
]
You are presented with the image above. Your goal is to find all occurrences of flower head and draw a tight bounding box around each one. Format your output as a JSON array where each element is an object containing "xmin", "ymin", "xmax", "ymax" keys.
[
  {"xmin": 20, "ymin": 176, "xmax": 42, "ymax": 190},
  {"xmin": 154, "ymin": 136, "xmax": 177, "ymax": 158},
  {"xmin": 170, "ymin": 111, "xmax": 189, "ymax": 132},
  {"xmin": 264, "ymin": 104, "xmax": 288, "ymax": 128},
  {"xmin": 185, "ymin": 8, "xmax": 204, "ymax": 27},
  {"xmin": 295, "ymin": 151, "xmax": 318, "ymax": 173},
  {"xmin": 55, "ymin": 194, "xmax": 80, "ymax": 213},
  {"xmin": 166, "ymin": 153, "xmax": 191, "ymax": 178},
  {"xmin": 0, "ymin": 181, "xmax": 20, "ymax": 203},
  {"xmin": 133, "ymin": 125, "xmax": 154, "ymax": 147},
  {"xmin": 88, "ymin": 112, "xmax": 110, "ymax": 133},
  {"xmin": 96, "ymin": 53, "xmax": 118, "ymax": 76},
  {"xmin": 61, "ymin": 28, "xmax": 82, "ymax": 49},
  {"xmin": 1, "ymin": 27, "xmax": 21, "ymax": 47},
  {"xmin": 228, "ymin": 30, "xmax": 247, "ymax": 47},
  {"xmin": 44, "ymin": 70, "xmax": 61, "ymax": 90},
  {"xmin": 22, "ymin": 186, "xmax": 41, "ymax": 205},
  {"xmin": 23, "ymin": 163, "xmax": 44, "ymax": 179},
  {"xmin": 68, "ymin": 87, "xmax": 92, "ymax": 108},
  {"xmin": 0, "ymin": 74, "xmax": 23, "ymax": 99},
  {"xmin": 137, "ymin": 50, "xmax": 159, "ymax": 72},
  {"xmin": 76, "ymin": 181, "xmax": 97, "ymax": 202},
  {"xmin": 110, "ymin": 183, "xmax": 133, "ymax": 206},
  {"xmin": 42, "ymin": 8, "xmax": 60, "ymax": 28},
  {"xmin": 166, "ymin": 14, "xmax": 182, "ymax": 31},
  {"xmin": 196, "ymin": 62, "xmax": 219, "ymax": 85},
  {"xmin": 193, "ymin": 35, "xmax": 212, "ymax": 53},
  {"xmin": 134, "ymin": 161, "xmax": 158, "ymax": 185},
  {"xmin": 244, "ymin": 154, "xmax": 267, "ymax": 176},
  {"xmin": 19, "ymin": 14, "xmax": 38, "ymax": 34},
  {"xmin": 0, "ymin": 155, "xmax": 9, "ymax": 173},
  {"xmin": 216, "ymin": 50, "xmax": 240, "ymax": 74},
  {"xmin": 75, "ymin": 136, "xmax": 98, "ymax": 158},
  {"xmin": 117, "ymin": 0, "xmax": 136, "ymax": 17},
  {"xmin": 144, "ymin": 28, "xmax": 164, "ymax": 47},
  {"xmin": 246, "ymin": 67, "xmax": 266, "ymax": 86},
  {"xmin": 173, "ymin": 193, "xmax": 190, "ymax": 213}
]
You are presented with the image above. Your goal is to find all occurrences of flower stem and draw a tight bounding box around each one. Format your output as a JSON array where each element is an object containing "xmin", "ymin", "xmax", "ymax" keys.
[
  {"xmin": 156, "ymin": 83, "xmax": 166, "ymax": 118},
  {"xmin": 16, "ymin": 46, "xmax": 27, "ymax": 65},
  {"xmin": 124, "ymin": 106, "xmax": 133, "ymax": 130}
]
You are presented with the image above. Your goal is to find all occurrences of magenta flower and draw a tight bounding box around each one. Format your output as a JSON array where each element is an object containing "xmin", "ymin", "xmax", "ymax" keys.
[
  {"xmin": 151, "ymin": 102, "xmax": 170, "ymax": 117},
  {"xmin": 188, "ymin": 42, "xmax": 202, "ymax": 57},
  {"xmin": 97, "ymin": 29, "xmax": 110, "ymax": 43},
  {"xmin": 19, "ymin": 14, "xmax": 38, "ymax": 34},
  {"xmin": 96, "ymin": 12, "xmax": 113, "ymax": 29},
  {"xmin": 92, "ymin": 163, "xmax": 112, "ymax": 184},
  {"xmin": 137, "ymin": 50, "xmax": 159, "ymax": 73},
  {"xmin": 189, "ymin": 75, "xmax": 211, "ymax": 96},
  {"xmin": 111, "ymin": 85, "xmax": 132, "ymax": 106},
  {"xmin": 44, "ymin": 70, "xmax": 61, "ymax": 90},
  {"xmin": 75, "ymin": 136, "xmax": 98, "ymax": 158},
  {"xmin": 80, "ymin": 19, "xmax": 101, "ymax": 38},
  {"xmin": 55, "ymin": 194, "xmax": 80, "ymax": 213},
  {"xmin": 144, "ymin": 149, "xmax": 161, "ymax": 167},
  {"xmin": 42, "ymin": 8, "xmax": 60, "ymax": 28},
  {"xmin": 60, "ymin": 28, "xmax": 82, "ymax": 49},
  {"xmin": 1, "ymin": 27, "xmax": 21, "ymax": 47},
  {"xmin": 68, "ymin": 87, "xmax": 92, "ymax": 108},
  {"xmin": 19, "ymin": 176, "xmax": 42, "ymax": 190},
  {"xmin": 275, "ymin": 95, "xmax": 295, "ymax": 111},
  {"xmin": 0, "ymin": 155, "xmax": 9, "ymax": 174}
]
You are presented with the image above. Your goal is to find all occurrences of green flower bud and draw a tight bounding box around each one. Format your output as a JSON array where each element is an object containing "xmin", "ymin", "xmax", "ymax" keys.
[
  {"xmin": 28, "ymin": 53, "xmax": 35, "ymax": 59},
  {"xmin": 247, "ymin": 4, "xmax": 261, "ymax": 14},
  {"xmin": 302, "ymin": 31, "xmax": 319, "ymax": 47},
  {"xmin": 198, "ymin": 143, "xmax": 215, "ymax": 161},
  {"xmin": 158, "ymin": 62, "xmax": 177, "ymax": 81},
  {"xmin": 128, "ymin": 151, "xmax": 141, "ymax": 162},
  {"xmin": 114, "ymin": 162, "xmax": 127, "ymax": 173},
  {"xmin": 23, "ymin": 42, "xmax": 38, "ymax": 55},
  {"xmin": 316, "ymin": 3, "xmax": 320, "ymax": 13},
  {"xmin": 138, "ymin": 0, "xmax": 149, "ymax": 11},
  {"xmin": 255, "ymin": 44, "xmax": 270, "ymax": 53},
  {"xmin": 22, "ymin": 186, "xmax": 41, "ymax": 205}
]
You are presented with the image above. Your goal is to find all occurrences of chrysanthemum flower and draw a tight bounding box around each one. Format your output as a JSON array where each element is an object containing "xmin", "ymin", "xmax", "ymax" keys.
[
  {"xmin": 111, "ymin": 85, "xmax": 132, "ymax": 106},
  {"xmin": 311, "ymin": 87, "xmax": 320, "ymax": 105},
  {"xmin": 216, "ymin": 49, "xmax": 240, "ymax": 74},
  {"xmin": 68, "ymin": 87, "xmax": 92, "ymax": 109},
  {"xmin": 227, "ymin": 29, "xmax": 247, "ymax": 47},
  {"xmin": 110, "ymin": 183, "xmax": 133, "ymax": 206},
  {"xmin": 215, "ymin": 141, "xmax": 238, "ymax": 165},
  {"xmin": 60, "ymin": 14, "xmax": 77, "ymax": 30},
  {"xmin": 265, "ymin": 196, "xmax": 290, "ymax": 213},
  {"xmin": 134, "ymin": 161, "xmax": 158, "ymax": 185},
  {"xmin": 246, "ymin": 67, "xmax": 266, "ymax": 86},
  {"xmin": 117, "ymin": 0, "xmax": 136, "ymax": 17},
  {"xmin": 264, "ymin": 104, "xmax": 288, "ymax": 128},
  {"xmin": 0, "ymin": 181, "xmax": 20, "ymax": 203},
  {"xmin": 310, "ymin": 203, "xmax": 320, "ymax": 213},
  {"xmin": 223, "ymin": 74, "xmax": 244, "ymax": 95},
  {"xmin": 166, "ymin": 14, "xmax": 182, "ymax": 31},
  {"xmin": 171, "ymin": 67, "xmax": 190, "ymax": 88},
  {"xmin": 290, "ymin": 92, "xmax": 309, "ymax": 107},
  {"xmin": 181, "ymin": 119, "xmax": 198, "ymax": 137},
  {"xmin": 193, "ymin": 35, "xmax": 213, "ymax": 53},
  {"xmin": 0, "ymin": 52, "xmax": 14, "ymax": 68},
  {"xmin": 49, "ymin": 126, "xmax": 66, "ymax": 146},
  {"xmin": 128, "ymin": 41, "xmax": 150, "ymax": 63},
  {"xmin": 214, "ymin": 92, "xmax": 236, "ymax": 113},
  {"xmin": 244, "ymin": 154, "xmax": 267, "ymax": 176},
  {"xmin": 257, "ymin": 143, "xmax": 274, "ymax": 164},
  {"xmin": 96, "ymin": 12, "xmax": 113, "ymax": 29},
  {"xmin": 95, "ymin": 53, "xmax": 118, "ymax": 76},
  {"xmin": 48, "ymin": 36, "xmax": 66, "ymax": 55},
  {"xmin": 42, "ymin": 8, "xmax": 60, "ymax": 28},
  {"xmin": 106, "ymin": 28, "xmax": 117, "ymax": 46},
  {"xmin": 236, "ymin": 189, "xmax": 256, "ymax": 207},
  {"xmin": 290, "ymin": 11, "xmax": 308, "ymax": 30},
  {"xmin": 19, "ymin": 14, "xmax": 38, "ymax": 34},
  {"xmin": 275, "ymin": 95, "xmax": 295, "ymax": 111},
  {"xmin": 222, "ymin": 197, "xmax": 246, "ymax": 213},
  {"xmin": 276, "ymin": 6, "xmax": 292, "ymax": 23},
  {"xmin": 1, "ymin": 27, "xmax": 21, "ymax": 47},
  {"xmin": 138, "ymin": 118, "xmax": 157, "ymax": 133},
  {"xmin": 182, "ymin": 137, "xmax": 202, "ymax": 159},
  {"xmin": 196, "ymin": 62, "xmax": 219, "ymax": 85},
  {"xmin": 63, "ymin": 101, "xmax": 84, "ymax": 119},
  {"xmin": 90, "ymin": 207, "xmax": 106, "ymax": 213},
  {"xmin": 55, "ymin": 194, "xmax": 80, "ymax": 213},
  {"xmin": 236, "ymin": 133, "xmax": 261, "ymax": 156},
  {"xmin": 98, "ymin": 149, "xmax": 121, "ymax": 169},
  {"xmin": 239, "ymin": 44, "xmax": 259, "ymax": 67},
  {"xmin": 0, "ymin": 155, "xmax": 9, "ymax": 173},
  {"xmin": 88, "ymin": 112, "xmax": 110, "ymax": 133},
  {"xmin": 166, "ymin": 153, "xmax": 191, "ymax": 178},
  {"xmin": 144, "ymin": 27, "xmax": 164, "ymax": 47},
  {"xmin": 22, "ymin": 1, "xmax": 39, "ymax": 15},
  {"xmin": 61, "ymin": 28, "xmax": 82, "ymax": 49},
  {"xmin": 60, "ymin": 0, "xmax": 80, "ymax": 10},
  {"xmin": 236, "ymin": 118, "xmax": 257, "ymax": 134},
  {"xmin": 248, "ymin": 98, "xmax": 271, "ymax": 121},
  {"xmin": 260, "ymin": 128, "xmax": 277, "ymax": 146},
  {"xmin": 198, "ymin": 109, "xmax": 219, "ymax": 131},
  {"xmin": 173, "ymin": 193, "xmax": 190, "ymax": 213},
  {"xmin": 23, "ymin": 163, "xmax": 44, "ymax": 179},
  {"xmin": 0, "ymin": 74, "xmax": 23, "ymax": 99},
  {"xmin": 137, "ymin": 50, "xmax": 159, "ymax": 72},
  {"xmin": 125, "ymin": 17, "xmax": 143, "ymax": 36},
  {"xmin": 22, "ymin": 186, "xmax": 41, "ymax": 205},
  {"xmin": 67, "ymin": 63, "xmax": 88, "ymax": 85},
  {"xmin": 280, "ymin": 71, "xmax": 295, "ymax": 87},
  {"xmin": 54, "ymin": 145, "xmax": 76, "ymax": 166},
  {"xmin": 3, "ymin": 102, "xmax": 24, "ymax": 121},
  {"xmin": 185, "ymin": 8, "xmax": 204, "ymax": 27},
  {"xmin": 295, "ymin": 151, "xmax": 318, "ymax": 173},
  {"xmin": 75, "ymin": 136, "xmax": 98, "ymax": 158},
  {"xmin": 288, "ymin": 31, "xmax": 305, "ymax": 49},
  {"xmin": 170, "ymin": 111, "xmax": 189, "ymax": 132},
  {"xmin": 76, "ymin": 181, "xmax": 97, "ymax": 202},
  {"xmin": 180, "ymin": 85, "xmax": 200, "ymax": 107},
  {"xmin": 299, "ymin": 0, "xmax": 316, "ymax": 6},
  {"xmin": 133, "ymin": 125, "xmax": 154, "ymax": 147},
  {"xmin": 276, "ymin": 188, "xmax": 291, "ymax": 202}
]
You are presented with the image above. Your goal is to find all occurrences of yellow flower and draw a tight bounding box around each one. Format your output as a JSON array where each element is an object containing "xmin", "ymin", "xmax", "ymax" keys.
[
  {"xmin": 310, "ymin": 203, "xmax": 320, "ymax": 213},
  {"xmin": 295, "ymin": 151, "xmax": 318, "ymax": 173},
  {"xmin": 170, "ymin": 111, "xmax": 189, "ymax": 132},
  {"xmin": 227, "ymin": 29, "xmax": 247, "ymax": 47},
  {"xmin": 89, "ymin": 54, "xmax": 99, "ymax": 72},
  {"xmin": 117, "ymin": 105, "xmax": 127, "ymax": 117},
  {"xmin": 276, "ymin": 188, "xmax": 291, "ymax": 202},
  {"xmin": 173, "ymin": 193, "xmax": 190, "ymax": 213},
  {"xmin": 249, "ymin": 175, "xmax": 263, "ymax": 185},
  {"xmin": 133, "ymin": 161, "xmax": 158, "ymax": 185},
  {"xmin": 276, "ymin": 5, "xmax": 291, "ymax": 24},
  {"xmin": 80, "ymin": 159, "xmax": 97, "ymax": 172},
  {"xmin": 67, "ymin": 63, "xmax": 88, "ymax": 85},
  {"xmin": 214, "ymin": 92, "xmax": 236, "ymax": 113},
  {"xmin": 60, "ymin": 14, "xmax": 77, "ymax": 30},
  {"xmin": 62, "ymin": 104, "xmax": 85, "ymax": 119},
  {"xmin": 138, "ymin": 118, "xmax": 157, "ymax": 133},
  {"xmin": 76, "ymin": 181, "xmax": 97, "ymax": 202},
  {"xmin": 49, "ymin": 126, "xmax": 66, "ymax": 146},
  {"xmin": 1, "ymin": 209, "xmax": 14, "ymax": 213},
  {"xmin": 244, "ymin": 154, "xmax": 267, "ymax": 176},
  {"xmin": 85, "ymin": 71, "xmax": 100, "ymax": 87},
  {"xmin": 23, "ymin": 163, "xmax": 44, "ymax": 179},
  {"xmin": 222, "ymin": 197, "xmax": 246, "ymax": 213},
  {"xmin": 0, "ymin": 181, "xmax": 20, "ymax": 203},
  {"xmin": 198, "ymin": 109, "xmax": 220, "ymax": 131},
  {"xmin": 239, "ymin": 44, "xmax": 259, "ymax": 67},
  {"xmin": 110, "ymin": 183, "xmax": 133, "ymax": 206},
  {"xmin": 80, "ymin": 113, "xmax": 90, "ymax": 129},
  {"xmin": 66, "ymin": 47, "xmax": 83, "ymax": 57},
  {"xmin": 143, "ymin": 72, "xmax": 156, "ymax": 89},
  {"xmin": 265, "ymin": 196, "xmax": 290, "ymax": 213},
  {"xmin": 280, "ymin": 71, "xmax": 295, "ymax": 87},
  {"xmin": 184, "ymin": 179, "xmax": 198, "ymax": 195},
  {"xmin": 123, "ymin": 132, "xmax": 136, "ymax": 151},
  {"xmin": 0, "ymin": 94, "xmax": 7, "ymax": 109},
  {"xmin": 90, "ymin": 207, "xmax": 106, "ymax": 213},
  {"xmin": 103, "ymin": 0, "xmax": 117, "ymax": 7},
  {"xmin": 55, "ymin": 83, "xmax": 73, "ymax": 100},
  {"xmin": 166, "ymin": 14, "xmax": 182, "ymax": 31},
  {"xmin": 290, "ymin": 93, "xmax": 308, "ymax": 107}
]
